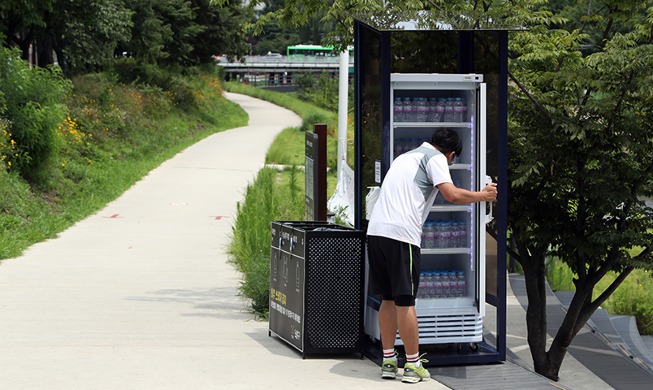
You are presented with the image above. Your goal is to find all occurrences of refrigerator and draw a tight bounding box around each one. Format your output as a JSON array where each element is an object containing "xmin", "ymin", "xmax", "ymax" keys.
[{"xmin": 365, "ymin": 73, "xmax": 492, "ymax": 346}]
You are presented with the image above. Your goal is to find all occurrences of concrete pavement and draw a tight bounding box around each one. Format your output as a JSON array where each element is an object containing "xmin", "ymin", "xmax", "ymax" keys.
[
  {"xmin": 2, "ymin": 91, "xmax": 632, "ymax": 390},
  {"xmin": 0, "ymin": 93, "xmax": 450, "ymax": 389}
]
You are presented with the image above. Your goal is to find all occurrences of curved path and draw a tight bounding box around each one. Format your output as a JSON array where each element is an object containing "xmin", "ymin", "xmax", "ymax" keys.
[
  {"xmin": 1, "ymin": 92, "xmax": 617, "ymax": 390},
  {"xmin": 0, "ymin": 93, "xmax": 429, "ymax": 389}
]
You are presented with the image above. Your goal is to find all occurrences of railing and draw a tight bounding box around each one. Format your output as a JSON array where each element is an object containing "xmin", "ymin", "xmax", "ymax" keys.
[{"xmin": 216, "ymin": 55, "xmax": 354, "ymax": 68}]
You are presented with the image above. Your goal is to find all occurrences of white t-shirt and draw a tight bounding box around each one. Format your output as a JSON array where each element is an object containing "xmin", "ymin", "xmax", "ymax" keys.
[{"xmin": 367, "ymin": 142, "xmax": 452, "ymax": 246}]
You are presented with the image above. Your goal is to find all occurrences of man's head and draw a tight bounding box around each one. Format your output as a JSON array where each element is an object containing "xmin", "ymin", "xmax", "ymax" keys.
[{"xmin": 431, "ymin": 128, "xmax": 462, "ymax": 157}]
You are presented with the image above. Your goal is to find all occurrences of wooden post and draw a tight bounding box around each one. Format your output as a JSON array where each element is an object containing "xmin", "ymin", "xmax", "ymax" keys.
[{"xmin": 305, "ymin": 124, "xmax": 328, "ymax": 221}]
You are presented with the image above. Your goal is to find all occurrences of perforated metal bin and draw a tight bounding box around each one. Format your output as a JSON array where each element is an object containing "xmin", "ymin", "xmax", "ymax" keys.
[{"xmin": 269, "ymin": 221, "xmax": 365, "ymax": 358}]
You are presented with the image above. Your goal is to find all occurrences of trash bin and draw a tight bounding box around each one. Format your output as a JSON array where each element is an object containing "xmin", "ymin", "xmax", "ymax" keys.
[{"xmin": 269, "ymin": 221, "xmax": 365, "ymax": 357}]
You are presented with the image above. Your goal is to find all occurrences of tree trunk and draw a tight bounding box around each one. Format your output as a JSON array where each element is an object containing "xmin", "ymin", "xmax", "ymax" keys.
[{"xmin": 518, "ymin": 244, "xmax": 550, "ymax": 377}]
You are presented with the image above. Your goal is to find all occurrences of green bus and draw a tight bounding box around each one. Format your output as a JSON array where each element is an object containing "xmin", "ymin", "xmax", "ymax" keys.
[{"xmin": 286, "ymin": 44, "xmax": 354, "ymax": 60}]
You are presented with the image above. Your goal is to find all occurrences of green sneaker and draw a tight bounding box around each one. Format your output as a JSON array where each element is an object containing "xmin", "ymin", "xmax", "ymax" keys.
[
  {"xmin": 402, "ymin": 357, "xmax": 430, "ymax": 383},
  {"xmin": 381, "ymin": 358, "xmax": 398, "ymax": 379}
]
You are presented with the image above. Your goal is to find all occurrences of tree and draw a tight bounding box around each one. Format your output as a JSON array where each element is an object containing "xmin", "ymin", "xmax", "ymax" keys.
[
  {"xmin": 0, "ymin": 0, "xmax": 56, "ymax": 64},
  {"xmin": 239, "ymin": 0, "xmax": 653, "ymax": 381},
  {"xmin": 507, "ymin": 0, "xmax": 653, "ymax": 379},
  {"xmin": 0, "ymin": 0, "xmax": 133, "ymax": 74},
  {"xmin": 189, "ymin": 0, "xmax": 251, "ymax": 64}
]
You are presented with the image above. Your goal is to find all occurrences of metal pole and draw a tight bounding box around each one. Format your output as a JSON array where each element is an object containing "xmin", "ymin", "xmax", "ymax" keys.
[{"xmin": 337, "ymin": 49, "xmax": 349, "ymax": 177}]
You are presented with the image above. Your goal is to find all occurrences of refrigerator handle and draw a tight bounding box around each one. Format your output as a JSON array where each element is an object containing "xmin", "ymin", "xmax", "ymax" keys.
[{"xmin": 484, "ymin": 175, "xmax": 494, "ymax": 224}]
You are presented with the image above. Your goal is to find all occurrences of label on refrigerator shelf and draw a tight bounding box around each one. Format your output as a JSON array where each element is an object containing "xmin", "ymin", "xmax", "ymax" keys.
[{"xmin": 375, "ymin": 160, "xmax": 381, "ymax": 183}]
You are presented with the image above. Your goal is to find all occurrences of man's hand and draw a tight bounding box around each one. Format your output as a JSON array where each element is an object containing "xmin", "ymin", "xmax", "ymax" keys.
[{"xmin": 481, "ymin": 183, "xmax": 497, "ymax": 202}]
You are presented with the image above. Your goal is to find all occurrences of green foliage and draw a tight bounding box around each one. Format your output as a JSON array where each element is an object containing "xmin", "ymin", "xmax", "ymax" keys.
[
  {"xmin": 294, "ymin": 72, "xmax": 340, "ymax": 112},
  {"xmin": 546, "ymin": 258, "xmax": 653, "ymax": 335},
  {"xmin": 224, "ymin": 81, "xmax": 340, "ymax": 170},
  {"xmin": 228, "ymin": 167, "xmax": 305, "ymax": 316},
  {"xmin": 0, "ymin": 46, "xmax": 71, "ymax": 181},
  {"xmin": 0, "ymin": 69, "xmax": 247, "ymax": 260},
  {"xmin": 1, "ymin": 0, "xmax": 250, "ymax": 74},
  {"xmin": 60, "ymin": 0, "xmax": 134, "ymax": 75}
]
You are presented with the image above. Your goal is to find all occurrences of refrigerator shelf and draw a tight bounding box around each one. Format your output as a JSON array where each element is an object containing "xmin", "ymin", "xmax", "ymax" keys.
[
  {"xmin": 429, "ymin": 205, "xmax": 471, "ymax": 212},
  {"xmin": 421, "ymin": 248, "xmax": 471, "ymax": 255},
  {"xmin": 393, "ymin": 122, "xmax": 473, "ymax": 128},
  {"xmin": 416, "ymin": 296, "xmax": 475, "ymax": 309}
]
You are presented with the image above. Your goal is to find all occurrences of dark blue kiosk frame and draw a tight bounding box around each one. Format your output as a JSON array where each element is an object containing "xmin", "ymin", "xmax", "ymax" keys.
[{"xmin": 353, "ymin": 19, "xmax": 509, "ymax": 366}]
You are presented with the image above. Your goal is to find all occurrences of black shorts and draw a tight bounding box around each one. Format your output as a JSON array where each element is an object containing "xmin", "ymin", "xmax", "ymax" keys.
[{"xmin": 367, "ymin": 235, "xmax": 421, "ymax": 306}]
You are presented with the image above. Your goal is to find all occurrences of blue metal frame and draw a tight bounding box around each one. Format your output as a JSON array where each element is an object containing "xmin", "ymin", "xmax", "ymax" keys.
[{"xmin": 354, "ymin": 19, "xmax": 509, "ymax": 366}]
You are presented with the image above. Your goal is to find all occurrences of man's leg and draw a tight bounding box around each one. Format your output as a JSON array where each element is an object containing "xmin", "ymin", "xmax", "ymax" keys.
[
  {"xmin": 379, "ymin": 299, "xmax": 399, "ymax": 379},
  {"xmin": 396, "ymin": 304, "xmax": 430, "ymax": 383},
  {"xmin": 395, "ymin": 305, "xmax": 419, "ymax": 355},
  {"xmin": 379, "ymin": 299, "xmax": 398, "ymax": 350}
]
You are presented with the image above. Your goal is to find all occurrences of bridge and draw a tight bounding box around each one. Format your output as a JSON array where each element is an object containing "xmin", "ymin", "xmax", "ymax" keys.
[{"xmin": 216, "ymin": 55, "xmax": 354, "ymax": 87}]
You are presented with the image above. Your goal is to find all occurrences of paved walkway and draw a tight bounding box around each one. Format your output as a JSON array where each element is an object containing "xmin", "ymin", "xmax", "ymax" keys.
[
  {"xmin": 0, "ymin": 92, "xmax": 638, "ymax": 389},
  {"xmin": 0, "ymin": 93, "xmax": 447, "ymax": 389}
]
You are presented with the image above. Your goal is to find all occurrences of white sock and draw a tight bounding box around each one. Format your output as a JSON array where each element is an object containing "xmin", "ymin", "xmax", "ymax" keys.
[
  {"xmin": 406, "ymin": 352, "xmax": 420, "ymax": 367},
  {"xmin": 383, "ymin": 348, "xmax": 396, "ymax": 360}
]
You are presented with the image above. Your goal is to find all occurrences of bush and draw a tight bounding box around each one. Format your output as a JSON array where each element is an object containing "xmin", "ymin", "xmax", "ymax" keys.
[
  {"xmin": 0, "ymin": 47, "xmax": 71, "ymax": 181},
  {"xmin": 228, "ymin": 167, "xmax": 305, "ymax": 317},
  {"xmin": 111, "ymin": 59, "xmax": 197, "ymax": 109}
]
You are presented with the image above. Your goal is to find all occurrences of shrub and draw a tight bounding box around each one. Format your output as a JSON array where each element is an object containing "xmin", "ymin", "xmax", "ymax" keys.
[
  {"xmin": 228, "ymin": 167, "xmax": 305, "ymax": 317},
  {"xmin": 0, "ymin": 47, "xmax": 71, "ymax": 181}
]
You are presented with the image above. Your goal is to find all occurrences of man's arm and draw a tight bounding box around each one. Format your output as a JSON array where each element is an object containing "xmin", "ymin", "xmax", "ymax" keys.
[{"xmin": 437, "ymin": 182, "xmax": 497, "ymax": 205}]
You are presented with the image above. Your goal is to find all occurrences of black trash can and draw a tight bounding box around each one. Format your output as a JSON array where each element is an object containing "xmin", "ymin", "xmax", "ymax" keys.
[{"xmin": 269, "ymin": 221, "xmax": 365, "ymax": 358}]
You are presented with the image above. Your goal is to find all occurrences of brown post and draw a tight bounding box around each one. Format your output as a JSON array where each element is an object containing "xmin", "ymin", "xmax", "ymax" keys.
[{"xmin": 305, "ymin": 124, "xmax": 328, "ymax": 221}]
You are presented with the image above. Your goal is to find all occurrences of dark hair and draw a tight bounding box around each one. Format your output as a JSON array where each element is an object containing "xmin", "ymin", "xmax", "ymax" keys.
[{"xmin": 431, "ymin": 128, "xmax": 462, "ymax": 156}]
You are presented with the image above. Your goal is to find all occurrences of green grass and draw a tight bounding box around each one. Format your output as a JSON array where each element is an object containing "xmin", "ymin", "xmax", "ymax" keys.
[
  {"xmin": 224, "ymin": 82, "xmax": 343, "ymax": 170},
  {"xmin": 546, "ymin": 258, "xmax": 653, "ymax": 335},
  {"xmin": 0, "ymin": 71, "xmax": 247, "ymax": 261},
  {"xmin": 228, "ymin": 167, "xmax": 306, "ymax": 317},
  {"xmin": 224, "ymin": 82, "xmax": 347, "ymax": 316}
]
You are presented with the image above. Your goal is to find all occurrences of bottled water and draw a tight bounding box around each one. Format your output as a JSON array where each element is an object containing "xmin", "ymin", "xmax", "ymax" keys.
[
  {"xmin": 460, "ymin": 221, "xmax": 467, "ymax": 248},
  {"xmin": 453, "ymin": 221, "xmax": 464, "ymax": 247},
  {"xmin": 427, "ymin": 98, "xmax": 437, "ymax": 122},
  {"xmin": 461, "ymin": 97, "xmax": 468, "ymax": 122},
  {"xmin": 416, "ymin": 98, "xmax": 428, "ymax": 122},
  {"xmin": 417, "ymin": 272, "xmax": 427, "ymax": 299},
  {"xmin": 433, "ymin": 272, "xmax": 443, "ymax": 298},
  {"xmin": 393, "ymin": 97, "xmax": 403, "ymax": 122},
  {"xmin": 403, "ymin": 97, "xmax": 414, "ymax": 122},
  {"xmin": 453, "ymin": 97, "xmax": 464, "ymax": 122},
  {"xmin": 440, "ymin": 272, "xmax": 451, "ymax": 297},
  {"xmin": 434, "ymin": 221, "xmax": 445, "ymax": 248},
  {"xmin": 433, "ymin": 98, "xmax": 445, "ymax": 122},
  {"xmin": 456, "ymin": 271, "xmax": 467, "ymax": 297},
  {"xmin": 441, "ymin": 221, "xmax": 453, "ymax": 248},
  {"xmin": 422, "ymin": 221, "xmax": 435, "ymax": 248},
  {"xmin": 443, "ymin": 98, "xmax": 454, "ymax": 122}
]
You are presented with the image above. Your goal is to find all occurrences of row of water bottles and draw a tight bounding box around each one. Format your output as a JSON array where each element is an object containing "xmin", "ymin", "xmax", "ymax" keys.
[
  {"xmin": 417, "ymin": 270, "xmax": 467, "ymax": 299},
  {"xmin": 421, "ymin": 219, "xmax": 467, "ymax": 249},
  {"xmin": 393, "ymin": 96, "xmax": 468, "ymax": 123},
  {"xmin": 393, "ymin": 137, "xmax": 429, "ymax": 156}
]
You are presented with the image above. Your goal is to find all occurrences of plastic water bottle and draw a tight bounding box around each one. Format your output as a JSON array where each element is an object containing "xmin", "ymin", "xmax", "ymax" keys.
[
  {"xmin": 417, "ymin": 272, "xmax": 427, "ymax": 299},
  {"xmin": 456, "ymin": 271, "xmax": 466, "ymax": 297},
  {"xmin": 393, "ymin": 97, "xmax": 403, "ymax": 122},
  {"xmin": 441, "ymin": 221, "xmax": 452, "ymax": 248},
  {"xmin": 460, "ymin": 97, "xmax": 468, "ymax": 122},
  {"xmin": 443, "ymin": 98, "xmax": 454, "ymax": 122},
  {"xmin": 453, "ymin": 97, "xmax": 464, "ymax": 122},
  {"xmin": 403, "ymin": 97, "xmax": 414, "ymax": 122},
  {"xmin": 433, "ymin": 98, "xmax": 445, "ymax": 122},
  {"xmin": 422, "ymin": 221, "xmax": 435, "ymax": 248},
  {"xmin": 454, "ymin": 221, "xmax": 467, "ymax": 247},
  {"xmin": 416, "ymin": 98, "xmax": 428, "ymax": 122},
  {"xmin": 427, "ymin": 98, "xmax": 437, "ymax": 122},
  {"xmin": 433, "ymin": 272, "xmax": 443, "ymax": 298},
  {"xmin": 440, "ymin": 272, "xmax": 451, "ymax": 297}
]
